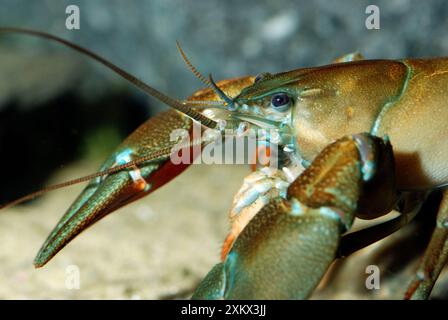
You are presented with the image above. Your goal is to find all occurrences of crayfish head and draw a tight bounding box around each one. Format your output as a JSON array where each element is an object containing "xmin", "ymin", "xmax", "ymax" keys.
[
  {"xmin": 231, "ymin": 72, "xmax": 299, "ymax": 127},
  {"xmin": 226, "ymin": 68, "xmax": 316, "ymax": 162},
  {"xmin": 231, "ymin": 64, "xmax": 342, "ymax": 133}
]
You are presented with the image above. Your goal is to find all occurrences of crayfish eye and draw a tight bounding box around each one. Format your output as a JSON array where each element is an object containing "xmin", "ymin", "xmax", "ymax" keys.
[{"xmin": 270, "ymin": 93, "xmax": 291, "ymax": 111}]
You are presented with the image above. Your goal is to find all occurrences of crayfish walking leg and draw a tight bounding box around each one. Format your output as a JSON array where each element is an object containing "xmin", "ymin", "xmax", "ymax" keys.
[{"xmin": 405, "ymin": 191, "xmax": 448, "ymax": 299}]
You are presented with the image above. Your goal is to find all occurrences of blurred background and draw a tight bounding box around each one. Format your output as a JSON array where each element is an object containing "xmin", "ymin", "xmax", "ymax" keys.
[{"xmin": 0, "ymin": 0, "xmax": 447, "ymax": 299}]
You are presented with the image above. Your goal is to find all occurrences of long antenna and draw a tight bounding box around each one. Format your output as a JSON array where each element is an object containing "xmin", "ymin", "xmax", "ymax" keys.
[
  {"xmin": 0, "ymin": 138, "xmax": 201, "ymax": 209},
  {"xmin": 176, "ymin": 40, "xmax": 212, "ymax": 88},
  {"xmin": 176, "ymin": 40, "xmax": 235, "ymax": 109},
  {"xmin": 0, "ymin": 27, "xmax": 218, "ymax": 129}
]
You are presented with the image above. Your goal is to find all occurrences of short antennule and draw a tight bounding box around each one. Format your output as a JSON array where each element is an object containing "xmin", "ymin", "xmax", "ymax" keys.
[
  {"xmin": 208, "ymin": 74, "xmax": 235, "ymax": 110},
  {"xmin": 0, "ymin": 27, "xmax": 217, "ymax": 129},
  {"xmin": 176, "ymin": 42, "xmax": 236, "ymax": 111}
]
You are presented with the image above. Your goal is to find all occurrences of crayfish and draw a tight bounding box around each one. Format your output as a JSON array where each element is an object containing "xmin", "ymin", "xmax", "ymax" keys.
[{"xmin": 1, "ymin": 28, "xmax": 447, "ymax": 299}]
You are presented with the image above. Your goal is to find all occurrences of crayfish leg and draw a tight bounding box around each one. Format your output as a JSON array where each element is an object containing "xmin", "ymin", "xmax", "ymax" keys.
[
  {"xmin": 222, "ymin": 167, "xmax": 290, "ymax": 260},
  {"xmin": 194, "ymin": 133, "xmax": 398, "ymax": 299},
  {"xmin": 405, "ymin": 189, "xmax": 448, "ymax": 299},
  {"xmin": 194, "ymin": 198, "xmax": 343, "ymax": 300}
]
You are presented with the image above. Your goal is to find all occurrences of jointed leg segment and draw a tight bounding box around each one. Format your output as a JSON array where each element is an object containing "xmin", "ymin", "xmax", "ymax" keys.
[{"xmin": 405, "ymin": 190, "xmax": 448, "ymax": 299}]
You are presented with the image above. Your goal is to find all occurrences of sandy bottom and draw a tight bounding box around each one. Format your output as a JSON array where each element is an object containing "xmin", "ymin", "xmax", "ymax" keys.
[
  {"xmin": 0, "ymin": 162, "xmax": 446, "ymax": 299},
  {"xmin": 0, "ymin": 163, "xmax": 248, "ymax": 299}
]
